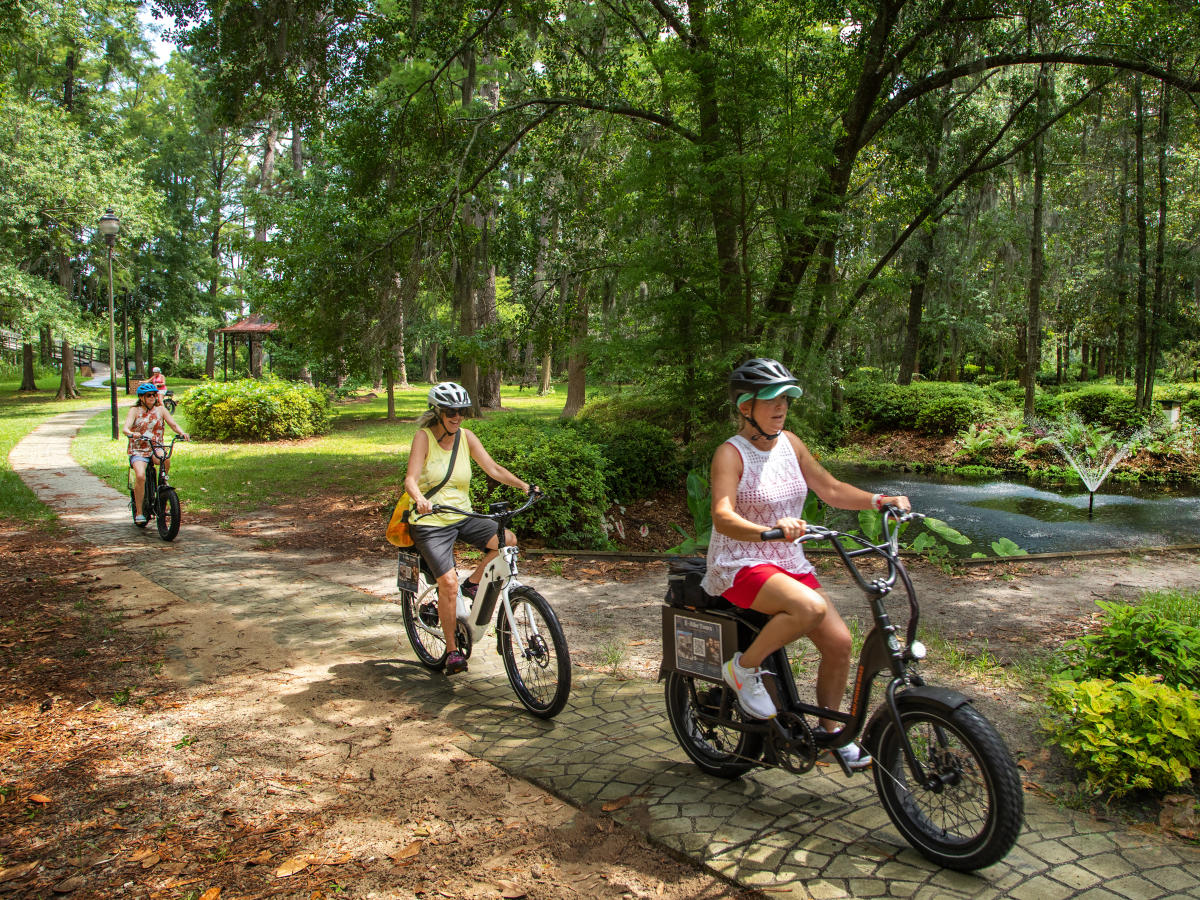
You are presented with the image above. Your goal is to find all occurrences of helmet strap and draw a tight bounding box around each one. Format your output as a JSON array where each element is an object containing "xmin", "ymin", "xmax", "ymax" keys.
[{"xmin": 742, "ymin": 400, "xmax": 783, "ymax": 441}]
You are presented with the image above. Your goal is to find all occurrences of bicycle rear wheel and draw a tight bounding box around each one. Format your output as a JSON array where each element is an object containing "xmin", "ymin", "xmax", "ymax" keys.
[
  {"xmin": 157, "ymin": 486, "xmax": 180, "ymax": 541},
  {"xmin": 665, "ymin": 672, "xmax": 763, "ymax": 778},
  {"xmin": 498, "ymin": 586, "xmax": 570, "ymax": 718},
  {"xmin": 402, "ymin": 579, "xmax": 449, "ymax": 668}
]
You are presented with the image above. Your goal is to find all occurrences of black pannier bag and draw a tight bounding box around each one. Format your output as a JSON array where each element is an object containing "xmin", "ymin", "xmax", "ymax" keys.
[{"xmin": 665, "ymin": 557, "xmax": 727, "ymax": 610}]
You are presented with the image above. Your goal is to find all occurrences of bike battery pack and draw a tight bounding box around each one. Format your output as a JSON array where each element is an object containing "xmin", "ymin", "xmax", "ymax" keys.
[{"xmin": 661, "ymin": 606, "xmax": 738, "ymax": 685}]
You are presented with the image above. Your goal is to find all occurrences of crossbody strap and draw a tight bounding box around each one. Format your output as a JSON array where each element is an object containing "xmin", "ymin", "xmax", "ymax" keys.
[{"xmin": 423, "ymin": 428, "xmax": 462, "ymax": 500}]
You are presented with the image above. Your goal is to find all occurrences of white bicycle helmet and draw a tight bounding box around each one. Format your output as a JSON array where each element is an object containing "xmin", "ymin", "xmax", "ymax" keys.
[
  {"xmin": 428, "ymin": 381, "xmax": 471, "ymax": 410},
  {"xmin": 729, "ymin": 358, "xmax": 802, "ymax": 439}
]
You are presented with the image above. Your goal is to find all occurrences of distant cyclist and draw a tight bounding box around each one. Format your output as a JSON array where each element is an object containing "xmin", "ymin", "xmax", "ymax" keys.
[
  {"xmin": 404, "ymin": 382, "xmax": 537, "ymax": 675},
  {"xmin": 149, "ymin": 366, "xmax": 166, "ymax": 396},
  {"xmin": 704, "ymin": 358, "xmax": 909, "ymax": 769},
  {"xmin": 123, "ymin": 382, "xmax": 187, "ymax": 525}
]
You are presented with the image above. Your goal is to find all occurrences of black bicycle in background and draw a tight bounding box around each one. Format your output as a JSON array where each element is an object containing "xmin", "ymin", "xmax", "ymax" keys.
[{"xmin": 129, "ymin": 435, "xmax": 185, "ymax": 541}]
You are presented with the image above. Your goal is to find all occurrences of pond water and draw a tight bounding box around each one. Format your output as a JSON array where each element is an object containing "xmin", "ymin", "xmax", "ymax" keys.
[{"xmin": 824, "ymin": 464, "xmax": 1200, "ymax": 554}]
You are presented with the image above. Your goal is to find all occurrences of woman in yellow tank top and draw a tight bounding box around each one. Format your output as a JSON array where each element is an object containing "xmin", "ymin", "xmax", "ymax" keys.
[{"xmin": 404, "ymin": 382, "xmax": 536, "ymax": 675}]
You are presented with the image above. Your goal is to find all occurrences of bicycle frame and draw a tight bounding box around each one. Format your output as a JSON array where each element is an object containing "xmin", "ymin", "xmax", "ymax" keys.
[{"xmin": 412, "ymin": 496, "xmax": 545, "ymax": 660}]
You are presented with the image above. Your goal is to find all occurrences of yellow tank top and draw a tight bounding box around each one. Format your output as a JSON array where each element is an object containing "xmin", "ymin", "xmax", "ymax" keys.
[{"xmin": 417, "ymin": 427, "xmax": 473, "ymax": 527}]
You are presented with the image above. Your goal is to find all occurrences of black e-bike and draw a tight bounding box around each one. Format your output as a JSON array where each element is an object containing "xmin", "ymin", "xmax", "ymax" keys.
[{"xmin": 661, "ymin": 507, "xmax": 1023, "ymax": 871}]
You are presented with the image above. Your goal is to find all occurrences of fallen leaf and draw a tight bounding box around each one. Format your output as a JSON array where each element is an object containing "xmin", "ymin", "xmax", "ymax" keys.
[
  {"xmin": 129, "ymin": 849, "xmax": 155, "ymax": 863},
  {"xmin": 275, "ymin": 857, "xmax": 309, "ymax": 878},
  {"xmin": 601, "ymin": 796, "xmax": 630, "ymax": 812},
  {"xmin": 28, "ymin": 794, "xmax": 52, "ymax": 805},
  {"xmin": 0, "ymin": 862, "xmax": 39, "ymax": 883},
  {"xmin": 199, "ymin": 888, "xmax": 222, "ymax": 900},
  {"xmin": 1016, "ymin": 759, "xmax": 1036, "ymax": 772},
  {"xmin": 52, "ymin": 875, "xmax": 84, "ymax": 893},
  {"xmin": 247, "ymin": 851, "xmax": 274, "ymax": 865},
  {"xmin": 102, "ymin": 808, "xmax": 117, "ymax": 815},
  {"xmin": 391, "ymin": 842, "xmax": 422, "ymax": 862},
  {"xmin": 140, "ymin": 854, "xmax": 160, "ymax": 869},
  {"xmin": 495, "ymin": 880, "xmax": 526, "ymax": 899}
]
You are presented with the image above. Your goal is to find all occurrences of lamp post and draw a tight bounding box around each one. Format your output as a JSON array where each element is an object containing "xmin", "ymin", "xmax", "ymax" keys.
[{"xmin": 98, "ymin": 210, "xmax": 120, "ymax": 439}]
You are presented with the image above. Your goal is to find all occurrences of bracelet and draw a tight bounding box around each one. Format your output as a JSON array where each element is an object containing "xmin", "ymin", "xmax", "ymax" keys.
[{"xmin": 872, "ymin": 493, "xmax": 885, "ymax": 511}]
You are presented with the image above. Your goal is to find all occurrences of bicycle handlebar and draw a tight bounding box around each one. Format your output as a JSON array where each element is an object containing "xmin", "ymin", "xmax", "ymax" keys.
[
  {"xmin": 760, "ymin": 506, "xmax": 926, "ymax": 597},
  {"xmin": 414, "ymin": 488, "xmax": 543, "ymax": 523},
  {"xmin": 129, "ymin": 434, "xmax": 186, "ymax": 460}
]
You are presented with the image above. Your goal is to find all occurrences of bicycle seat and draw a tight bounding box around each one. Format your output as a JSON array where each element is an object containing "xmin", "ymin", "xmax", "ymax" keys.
[{"xmin": 664, "ymin": 559, "xmax": 770, "ymax": 627}]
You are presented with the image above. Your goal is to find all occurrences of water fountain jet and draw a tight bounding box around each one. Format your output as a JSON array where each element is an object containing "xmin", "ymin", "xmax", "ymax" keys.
[{"xmin": 1027, "ymin": 417, "xmax": 1148, "ymax": 516}]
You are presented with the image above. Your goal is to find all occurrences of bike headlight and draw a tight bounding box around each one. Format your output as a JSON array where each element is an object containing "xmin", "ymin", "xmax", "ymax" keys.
[{"xmin": 908, "ymin": 640, "xmax": 927, "ymax": 660}]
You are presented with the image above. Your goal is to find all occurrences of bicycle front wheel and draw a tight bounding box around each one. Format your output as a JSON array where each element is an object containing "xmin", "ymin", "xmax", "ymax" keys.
[
  {"xmin": 871, "ymin": 701, "xmax": 1023, "ymax": 871},
  {"xmin": 157, "ymin": 487, "xmax": 181, "ymax": 541},
  {"xmin": 498, "ymin": 586, "xmax": 570, "ymax": 718}
]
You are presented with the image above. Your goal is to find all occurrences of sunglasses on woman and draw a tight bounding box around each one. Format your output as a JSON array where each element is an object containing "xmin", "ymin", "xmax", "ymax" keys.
[{"xmin": 440, "ymin": 407, "xmax": 466, "ymax": 418}]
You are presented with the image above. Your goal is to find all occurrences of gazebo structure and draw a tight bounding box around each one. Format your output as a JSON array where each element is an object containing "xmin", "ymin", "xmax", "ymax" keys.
[{"xmin": 216, "ymin": 313, "xmax": 279, "ymax": 380}]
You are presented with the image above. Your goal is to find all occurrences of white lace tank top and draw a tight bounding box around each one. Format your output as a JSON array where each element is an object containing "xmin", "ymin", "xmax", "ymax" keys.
[{"xmin": 701, "ymin": 433, "xmax": 814, "ymax": 597}]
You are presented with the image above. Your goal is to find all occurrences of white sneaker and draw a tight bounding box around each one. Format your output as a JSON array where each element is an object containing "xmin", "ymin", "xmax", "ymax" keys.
[
  {"xmin": 721, "ymin": 653, "xmax": 777, "ymax": 719},
  {"xmin": 134, "ymin": 515, "xmax": 147, "ymax": 525},
  {"xmin": 815, "ymin": 727, "xmax": 872, "ymax": 770}
]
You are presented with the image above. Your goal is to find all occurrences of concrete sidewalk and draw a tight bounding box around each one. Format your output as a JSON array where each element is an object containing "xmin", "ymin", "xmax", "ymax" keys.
[{"xmin": 11, "ymin": 406, "xmax": 1200, "ymax": 899}]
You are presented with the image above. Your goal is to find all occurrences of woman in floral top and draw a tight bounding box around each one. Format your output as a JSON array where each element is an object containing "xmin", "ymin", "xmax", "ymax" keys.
[{"xmin": 123, "ymin": 383, "xmax": 187, "ymax": 525}]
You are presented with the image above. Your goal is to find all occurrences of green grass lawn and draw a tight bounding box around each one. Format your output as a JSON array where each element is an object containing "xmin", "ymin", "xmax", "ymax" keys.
[
  {"xmin": 0, "ymin": 372, "xmax": 114, "ymax": 523},
  {"xmin": 72, "ymin": 382, "xmax": 568, "ymax": 518}
]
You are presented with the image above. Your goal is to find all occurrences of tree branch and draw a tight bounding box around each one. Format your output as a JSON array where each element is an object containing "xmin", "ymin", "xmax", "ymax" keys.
[{"xmin": 860, "ymin": 51, "xmax": 1200, "ymax": 152}]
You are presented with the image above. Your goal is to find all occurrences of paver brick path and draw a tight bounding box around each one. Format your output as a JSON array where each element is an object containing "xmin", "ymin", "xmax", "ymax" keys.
[{"xmin": 11, "ymin": 407, "xmax": 1200, "ymax": 899}]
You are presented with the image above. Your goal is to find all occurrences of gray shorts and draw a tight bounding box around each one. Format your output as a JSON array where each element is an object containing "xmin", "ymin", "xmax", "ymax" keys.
[{"xmin": 411, "ymin": 516, "xmax": 500, "ymax": 579}]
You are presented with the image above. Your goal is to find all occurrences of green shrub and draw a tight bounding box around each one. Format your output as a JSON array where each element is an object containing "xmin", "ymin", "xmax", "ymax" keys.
[
  {"xmin": 844, "ymin": 381, "xmax": 997, "ymax": 434},
  {"xmin": 183, "ymin": 378, "xmax": 333, "ymax": 442},
  {"xmin": 915, "ymin": 395, "xmax": 987, "ymax": 435},
  {"xmin": 990, "ymin": 379, "xmax": 1024, "ymax": 401},
  {"xmin": 1033, "ymin": 392, "xmax": 1067, "ymax": 421},
  {"xmin": 1044, "ymin": 675, "xmax": 1200, "ymax": 797},
  {"xmin": 568, "ymin": 419, "xmax": 685, "ymax": 501},
  {"xmin": 1061, "ymin": 386, "xmax": 1153, "ymax": 432},
  {"xmin": 157, "ymin": 360, "xmax": 205, "ymax": 379},
  {"xmin": 575, "ymin": 394, "xmax": 691, "ymax": 434},
  {"xmin": 468, "ymin": 417, "xmax": 610, "ymax": 549},
  {"xmin": 1059, "ymin": 598, "xmax": 1200, "ymax": 692},
  {"xmin": 1183, "ymin": 399, "xmax": 1200, "ymax": 424}
]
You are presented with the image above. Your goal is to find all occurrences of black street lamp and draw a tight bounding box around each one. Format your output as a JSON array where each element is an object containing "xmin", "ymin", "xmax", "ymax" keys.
[{"xmin": 98, "ymin": 210, "xmax": 120, "ymax": 439}]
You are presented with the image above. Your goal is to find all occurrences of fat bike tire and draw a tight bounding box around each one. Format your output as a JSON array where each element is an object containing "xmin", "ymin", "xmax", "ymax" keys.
[
  {"xmin": 664, "ymin": 671, "xmax": 764, "ymax": 779},
  {"xmin": 157, "ymin": 487, "xmax": 181, "ymax": 541},
  {"xmin": 871, "ymin": 701, "xmax": 1023, "ymax": 871},
  {"xmin": 498, "ymin": 586, "xmax": 571, "ymax": 718},
  {"xmin": 402, "ymin": 580, "xmax": 448, "ymax": 669}
]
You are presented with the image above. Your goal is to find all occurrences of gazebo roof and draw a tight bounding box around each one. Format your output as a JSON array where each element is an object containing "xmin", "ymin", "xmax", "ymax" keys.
[{"xmin": 217, "ymin": 313, "xmax": 279, "ymax": 334}]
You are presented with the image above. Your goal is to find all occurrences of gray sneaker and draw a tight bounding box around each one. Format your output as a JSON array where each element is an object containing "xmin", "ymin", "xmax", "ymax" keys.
[{"xmin": 721, "ymin": 653, "xmax": 777, "ymax": 719}]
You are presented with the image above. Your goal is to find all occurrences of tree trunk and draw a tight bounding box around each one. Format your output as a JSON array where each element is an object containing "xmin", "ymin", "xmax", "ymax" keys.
[
  {"xmin": 898, "ymin": 225, "xmax": 934, "ymax": 385},
  {"xmin": 250, "ymin": 339, "xmax": 263, "ymax": 378},
  {"xmin": 291, "ymin": 123, "xmax": 304, "ymax": 178},
  {"xmin": 1024, "ymin": 68, "xmax": 1049, "ymax": 421},
  {"xmin": 423, "ymin": 341, "xmax": 438, "ymax": 384},
  {"xmin": 134, "ymin": 318, "xmax": 145, "ymax": 379},
  {"xmin": 561, "ymin": 276, "xmax": 589, "ymax": 419},
  {"xmin": 386, "ymin": 366, "xmax": 396, "ymax": 421},
  {"xmin": 19, "ymin": 343, "xmax": 38, "ymax": 391},
  {"xmin": 1144, "ymin": 76, "xmax": 1170, "ymax": 409},
  {"xmin": 539, "ymin": 348, "xmax": 553, "ymax": 395},
  {"xmin": 55, "ymin": 341, "xmax": 79, "ymax": 400},
  {"xmin": 205, "ymin": 329, "xmax": 217, "ymax": 379},
  {"xmin": 1133, "ymin": 76, "xmax": 1150, "ymax": 409},
  {"xmin": 254, "ymin": 113, "xmax": 279, "ymax": 244}
]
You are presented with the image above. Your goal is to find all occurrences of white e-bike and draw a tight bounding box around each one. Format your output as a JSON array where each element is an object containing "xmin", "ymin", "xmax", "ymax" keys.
[{"xmin": 399, "ymin": 492, "xmax": 571, "ymax": 718}]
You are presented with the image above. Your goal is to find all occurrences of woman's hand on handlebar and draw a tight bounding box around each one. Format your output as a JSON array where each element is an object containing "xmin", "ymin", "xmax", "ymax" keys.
[
  {"xmin": 880, "ymin": 494, "xmax": 911, "ymax": 513},
  {"xmin": 414, "ymin": 494, "xmax": 433, "ymax": 515},
  {"xmin": 763, "ymin": 517, "xmax": 806, "ymax": 542}
]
